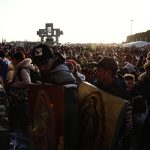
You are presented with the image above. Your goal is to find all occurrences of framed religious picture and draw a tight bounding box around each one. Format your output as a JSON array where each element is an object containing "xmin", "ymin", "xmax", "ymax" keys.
[
  {"xmin": 77, "ymin": 82, "xmax": 129, "ymax": 150},
  {"xmin": 28, "ymin": 84, "xmax": 64, "ymax": 150}
]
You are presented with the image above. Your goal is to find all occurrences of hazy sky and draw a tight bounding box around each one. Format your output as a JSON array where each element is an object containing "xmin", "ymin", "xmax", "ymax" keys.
[{"xmin": 0, "ymin": 0, "xmax": 149, "ymax": 43}]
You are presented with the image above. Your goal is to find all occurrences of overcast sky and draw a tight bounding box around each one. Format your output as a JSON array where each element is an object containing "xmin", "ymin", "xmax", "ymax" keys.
[{"xmin": 0, "ymin": 0, "xmax": 149, "ymax": 43}]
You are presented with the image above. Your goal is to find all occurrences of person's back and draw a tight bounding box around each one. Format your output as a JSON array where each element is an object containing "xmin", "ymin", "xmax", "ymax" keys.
[
  {"xmin": 10, "ymin": 52, "xmax": 32, "ymax": 88},
  {"xmin": 6, "ymin": 52, "xmax": 36, "ymax": 134}
]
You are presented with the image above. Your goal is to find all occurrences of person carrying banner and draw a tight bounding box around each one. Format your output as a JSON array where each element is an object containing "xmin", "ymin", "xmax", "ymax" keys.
[
  {"xmin": 31, "ymin": 44, "xmax": 80, "ymax": 150},
  {"xmin": 93, "ymin": 56, "xmax": 132, "ymax": 150}
]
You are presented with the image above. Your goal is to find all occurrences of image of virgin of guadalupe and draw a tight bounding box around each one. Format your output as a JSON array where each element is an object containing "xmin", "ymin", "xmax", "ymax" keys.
[
  {"xmin": 81, "ymin": 92, "xmax": 105, "ymax": 150},
  {"xmin": 30, "ymin": 90, "xmax": 57, "ymax": 150}
]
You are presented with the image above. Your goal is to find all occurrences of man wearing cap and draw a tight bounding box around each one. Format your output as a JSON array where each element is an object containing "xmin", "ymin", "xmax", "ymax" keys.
[
  {"xmin": 94, "ymin": 56, "xmax": 132, "ymax": 150},
  {"xmin": 31, "ymin": 44, "xmax": 80, "ymax": 150},
  {"xmin": 31, "ymin": 44, "xmax": 75, "ymax": 85},
  {"xmin": 94, "ymin": 56, "xmax": 130, "ymax": 100}
]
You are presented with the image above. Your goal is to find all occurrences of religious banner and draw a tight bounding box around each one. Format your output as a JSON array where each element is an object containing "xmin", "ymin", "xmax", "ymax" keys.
[
  {"xmin": 8, "ymin": 82, "xmax": 129, "ymax": 150},
  {"xmin": 28, "ymin": 84, "xmax": 64, "ymax": 150},
  {"xmin": 77, "ymin": 82, "xmax": 129, "ymax": 150}
]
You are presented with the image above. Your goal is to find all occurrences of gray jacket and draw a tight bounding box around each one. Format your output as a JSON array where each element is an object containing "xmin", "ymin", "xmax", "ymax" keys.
[{"xmin": 42, "ymin": 64, "xmax": 76, "ymax": 85}]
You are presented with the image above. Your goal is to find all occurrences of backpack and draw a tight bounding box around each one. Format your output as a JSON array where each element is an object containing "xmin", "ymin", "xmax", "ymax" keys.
[{"xmin": 18, "ymin": 67, "xmax": 40, "ymax": 83}]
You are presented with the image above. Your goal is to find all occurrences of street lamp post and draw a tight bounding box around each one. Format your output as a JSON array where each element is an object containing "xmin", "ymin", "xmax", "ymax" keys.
[{"xmin": 131, "ymin": 20, "xmax": 133, "ymax": 35}]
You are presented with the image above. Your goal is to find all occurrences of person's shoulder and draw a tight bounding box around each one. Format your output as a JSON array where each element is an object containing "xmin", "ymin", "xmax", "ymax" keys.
[
  {"xmin": 52, "ymin": 63, "xmax": 71, "ymax": 73},
  {"xmin": 115, "ymin": 74, "xmax": 128, "ymax": 89}
]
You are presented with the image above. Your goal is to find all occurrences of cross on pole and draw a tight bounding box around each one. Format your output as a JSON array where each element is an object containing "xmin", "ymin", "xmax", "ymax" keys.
[{"xmin": 37, "ymin": 23, "xmax": 63, "ymax": 46}]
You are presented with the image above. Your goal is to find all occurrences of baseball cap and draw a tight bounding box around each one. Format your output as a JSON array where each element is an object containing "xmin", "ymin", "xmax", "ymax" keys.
[
  {"xmin": 123, "ymin": 62, "xmax": 136, "ymax": 73},
  {"xmin": 94, "ymin": 56, "xmax": 118, "ymax": 75},
  {"xmin": 31, "ymin": 44, "xmax": 54, "ymax": 65}
]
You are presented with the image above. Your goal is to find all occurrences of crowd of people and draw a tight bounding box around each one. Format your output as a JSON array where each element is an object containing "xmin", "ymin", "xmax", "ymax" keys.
[{"xmin": 0, "ymin": 41, "xmax": 150, "ymax": 150}]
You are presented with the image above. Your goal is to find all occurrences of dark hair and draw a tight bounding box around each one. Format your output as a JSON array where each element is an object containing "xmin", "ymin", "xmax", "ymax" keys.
[{"xmin": 11, "ymin": 52, "xmax": 25, "ymax": 61}]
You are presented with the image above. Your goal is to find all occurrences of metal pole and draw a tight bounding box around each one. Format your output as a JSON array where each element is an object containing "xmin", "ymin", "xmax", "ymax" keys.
[{"xmin": 131, "ymin": 20, "xmax": 133, "ymax": 35}]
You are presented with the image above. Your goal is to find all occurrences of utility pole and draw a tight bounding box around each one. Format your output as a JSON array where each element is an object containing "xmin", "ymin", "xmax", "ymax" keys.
[{"xmin": 131, "ymin": 20, "xmax": 133, "ymax": 35}]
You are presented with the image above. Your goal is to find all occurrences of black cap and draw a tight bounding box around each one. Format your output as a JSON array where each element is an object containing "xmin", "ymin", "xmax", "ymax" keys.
[
  {"xmin": 31, "ymin": 44, "xmax": 54, "ymax": 65},
  {"xmin": 94, "ymin": 56, "xmax": 118, "ymax": 75}
]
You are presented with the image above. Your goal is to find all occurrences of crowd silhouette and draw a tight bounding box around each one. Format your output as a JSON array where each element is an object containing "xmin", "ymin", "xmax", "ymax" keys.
[{"xmin": 0, "ymin": 41, "xmax": 150, "ymax": 150}]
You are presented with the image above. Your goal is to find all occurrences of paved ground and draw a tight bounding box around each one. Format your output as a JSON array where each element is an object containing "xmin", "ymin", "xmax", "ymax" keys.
[{"xmin": 0, "ymin": 129, "xmax": 10, "ymax": 150}]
